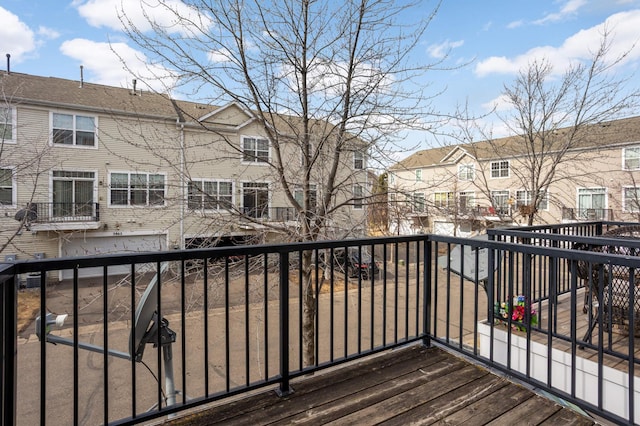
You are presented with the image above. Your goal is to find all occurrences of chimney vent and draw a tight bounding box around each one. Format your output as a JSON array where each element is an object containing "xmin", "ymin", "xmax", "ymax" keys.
[
  {"xmin": 132, "ymin": 79, "xmax": 137, "ymax": 95},
  {"xmin": 6, "ymin": 54, "xmax": 10, "ymax": 75},
  {"xmin": 80, "ymin": 65, "xmax": 84, "ymax": 88}
]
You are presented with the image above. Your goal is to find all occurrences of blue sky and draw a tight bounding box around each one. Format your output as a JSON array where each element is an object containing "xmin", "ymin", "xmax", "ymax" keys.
[{"xmin": 1, "ymin": 0, "xmax": 640, "ymax": 148}]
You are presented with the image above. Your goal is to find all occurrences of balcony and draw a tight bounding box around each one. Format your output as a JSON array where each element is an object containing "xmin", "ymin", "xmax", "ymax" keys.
[
  {"xmin": 3, "ymin": 225, "xmax": 639, "ymax": 424},
  {"xmin": 17, "ymin": 202, "xmax": 101, "ymax": 231},
  {"xmin": 242, "ymin": 206, "xmax": 300, "ymax": 222},
  {"xmin": 562, "ymin": 207, "xmax": 613, "ymax": 221}
]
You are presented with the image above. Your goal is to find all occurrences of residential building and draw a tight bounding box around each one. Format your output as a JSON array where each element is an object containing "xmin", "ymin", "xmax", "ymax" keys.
[
  {"xmin": 0, "ymin": 71, "xmax": 370, "ymax": 276},
  {"xmin": 388, "ymin": 116, "xmax": 640, "ymax": 236}
]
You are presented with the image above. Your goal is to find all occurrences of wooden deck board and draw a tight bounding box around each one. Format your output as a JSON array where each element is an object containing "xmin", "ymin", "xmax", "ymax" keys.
[{"xmin": 165, "ymin": 345, "xmax": 595, "ymax": 426}]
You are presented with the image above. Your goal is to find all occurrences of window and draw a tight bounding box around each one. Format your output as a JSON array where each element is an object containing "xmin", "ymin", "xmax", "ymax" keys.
[
  {"xmin": 242, "ymin": 182, "xmax": 269, "ymax": 218},
  {"xmin": 52, "ymin": 113, "xmax": 96, "ymax": 146},
  {"xmin": 188, "ymin": 180, "xmax": 233, "ymax": 210},
  {"xmin": 490, "ymin": 190, "xmax": 510, "ymax": 214},
  {"xmin": 354, "ymin": 151, "xmax": 365, "ymax": 170},
  {"xmin": 516, "ymin": 190, "xmax": 548, "ymax": 211},
  {"xmin": 623, "ymin": 187, "xmax": 640, "ymax": 213},
  {"xmin": 623, "ymin": 147, "xmax": 640, "ymax": 170},
  {"xmin": 294, "ymin": 185, "xmax": 317, "ymax": 209},
  {"xmin": 388, "ymin": 173, "xmax": 395, "ymax": 184},
  {"xmin": 0, "ymin": 107, "xmax": 15, "ymax": 142},
  {"xmin": 459, "ymin": 191, "xmax": 475, "ymax": 212},
  {"xmin": 110, "ymin": 172, "xmax": 165, "ymax": 206},
  {"xmin": 490, "ymin": 160, "xmax": 509, "ymax": 178},
  {"xmin": 458, "ymin": 164, "xmax": 475, "ymax": 181},
  {"xmin": 53, "ymin": 171, "xmax": 95, "ymax": 217},
  {"xmin": 353, "ymin": 185, "xmax": 364, "ymax": 209},
  {"xmin": 415, "ymin": 169, "xmax": 422, "ymax": 181},
  {"xmin": 413, "ymin": 192, "xmax": 425, "ymax": 213},
  {"xmin": 577, "ymin": 187, "xmax": 606, "ymax": 219},
  {"xmin": 434, "ymin": 192, "xmax": 454, "ymax": 209},
  {"xmin": 0, "ymin": 168, "xmax": 14, "ymax": 205},
  {"xmin": 242, "ymin": 136, "xmax": 269, "ymax": 163}
]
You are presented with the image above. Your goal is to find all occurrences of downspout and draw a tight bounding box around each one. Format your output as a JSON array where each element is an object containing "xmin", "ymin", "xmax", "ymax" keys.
[{"xmin": 179, "ymin": 122, "xmax": 185, "ymax": 250}]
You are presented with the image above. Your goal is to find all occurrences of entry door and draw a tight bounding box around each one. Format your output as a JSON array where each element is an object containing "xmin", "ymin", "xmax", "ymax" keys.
[{"xmin": 52, "ymin": 171, "xmax": 95, "ymax": 218}]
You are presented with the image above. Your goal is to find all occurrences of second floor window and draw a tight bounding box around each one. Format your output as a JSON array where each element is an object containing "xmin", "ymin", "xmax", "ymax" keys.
[
  {"xmin": 243, "ymin": 182, "xmax": 269, "ymax": 218},
  {"xmin": 110, "ymin": 172, "xmax": 165, "ymax": 206},
  {"xmin": 458, "ymin": 164, "xmax": 475, "ymax": 181},
  {"xmin": 0, "ymin": 168, "xmax": 14, "ymax": 205},
  {"xmin": 459, "ymin": 191, "xmax": 475, "ymax": 211},
  {"xmin": 52, "ymin": 113, "xmax": 96, "ymax": 147},
  {"xmin": 490, "ymin": 160, "xmax": 509, "ymax": 178},
  {"xmin": 294, "ymin": 184, "xmax": 317, "ymax": 209},
  {"xmin": 516, "ymin": 189, "xmax": 548, "ymax": 210},
  {"xmin": 413, "ymin": 192, "xmax": 425, "ymax": 212},
  {"xmin": 623, "ymin": 187, "xmax": 640, "ymax": 212},
  {"xmin": 415, "ymin": 169, "xmax": 422, "ymax": 181},
  {"xmin": 434, "ymin": 192, "xmax": 454, "ymax": 209},
  {"xmin": 188, "ymin": 180, "xmax": 233, "ymax": 210},
  {"xmin": 242, "ymin": 136, "xmax": 269, "ymax": 163},
  {"xmin": 353, "ymin": 185, "xmax": 364, "ymax": 209},
  {"xmin": 623, "ymin": 147, "xmax": 640, "ymax": 170},
  {"xmin": 0, "ymin": 107, "xmax": 15, "ymax": 142},
  {"xmin": 354, "ymin": 151, "xmax": 365, "ymax": 169},
  {"xmin": 490, "ymin": 190, "xmax": 510, "ymax": 214}
]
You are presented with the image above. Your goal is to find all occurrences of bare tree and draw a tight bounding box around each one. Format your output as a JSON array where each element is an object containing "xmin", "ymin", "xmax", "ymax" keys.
[
  {"xmin": 117, "ymin": 0, "xmax": 445, "ymax": 366},
  {"xmin": 0, "ymin": 78, "xmax": 58, "ymax": 256},
  {"xmin": 462, "ymin": 30, "xmax": 640, "ymax": 226}
]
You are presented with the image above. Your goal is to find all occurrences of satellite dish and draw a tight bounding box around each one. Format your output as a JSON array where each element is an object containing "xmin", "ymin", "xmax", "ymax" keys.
[{"xmin": 130, "ymin": 269, "xmax": 159, "ymax": 361}]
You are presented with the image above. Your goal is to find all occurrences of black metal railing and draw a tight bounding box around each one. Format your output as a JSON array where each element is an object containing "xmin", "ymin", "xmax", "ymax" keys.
[
  {"xmin": 16, "ymin": 202, "xmax": 100, "ymax": 223},
  {"xmin": 562, "ymin": 207, "xmax": 613, "ymax": 221},
  {"xmin": 2, "ymin": 225, "xmax": 640, "ymax": 425}
]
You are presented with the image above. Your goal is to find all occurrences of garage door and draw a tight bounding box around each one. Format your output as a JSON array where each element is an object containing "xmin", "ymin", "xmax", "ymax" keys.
[{"xmin": 61, "ymin": 234, "xmax": 167, "ymax": 279}]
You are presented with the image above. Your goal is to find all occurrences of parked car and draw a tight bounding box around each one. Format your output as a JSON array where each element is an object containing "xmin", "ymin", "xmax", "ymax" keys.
[{"xmin": 321, "ymin": 247, "xmax": 381, "ymax": 279}]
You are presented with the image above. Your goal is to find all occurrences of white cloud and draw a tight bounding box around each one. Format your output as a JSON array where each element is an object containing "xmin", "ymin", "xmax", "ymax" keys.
[
  {"xmin": 481, "ymin": 94, "xmax": 512, "ymax": 112},
  {"xmin": 475, "ymin": 9, "xmax": 640, "ymax": 77},
  {"xmin": 208, "ymin": 48, "xmax": 232, "ymax": 63},
  {"xmin": 534, "ymin": 0, "xmax": 587, "ymax": 25},
  {"xmin": 427, "ymin": 40, "xmax": 464, "ymax": 59},
  {"xmin": 37, "ymin": 26, "xmax": 60, "ymax": 40},
  {"xmin": 75, "ymin": 0, "xmax": 213, "ymax": 35},
  {"xmin": 0, "ymin": 7, "xmax": 36, "ymax": 63},
  {"xmin": 60, "ymin": 38, "xmax": 177, "ymax": 92},
  {"xmin": 507, "ymin": 20, "xmax": 524, "ymax": 29}
]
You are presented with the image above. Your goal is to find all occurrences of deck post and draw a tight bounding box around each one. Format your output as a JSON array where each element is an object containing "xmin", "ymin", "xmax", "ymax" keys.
[
  {"xmin": 423, "ymin": 237, "xmax": 432, "ymax": 347},
  {"xmin": 276, "ymin": 251, "xmax": 293, "ymax": 396},
  {"xmin": 0, "ymin": 266, "xmax": 17, "ymax": 426}
]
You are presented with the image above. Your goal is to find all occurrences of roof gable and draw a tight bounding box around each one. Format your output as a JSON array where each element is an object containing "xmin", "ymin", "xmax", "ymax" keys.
[
  {"xmin": 440, "ymin": 146, "xmax": 475, "ymax": 164},
  {"xmin": 198, "ymin": 102, "xmax": 255, "ymax": 130}
]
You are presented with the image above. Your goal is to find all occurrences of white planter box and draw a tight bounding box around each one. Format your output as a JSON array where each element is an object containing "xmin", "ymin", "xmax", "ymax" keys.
[{"xmin": 478, "ymin": 321, "xmax": 640, "ymax": 423}]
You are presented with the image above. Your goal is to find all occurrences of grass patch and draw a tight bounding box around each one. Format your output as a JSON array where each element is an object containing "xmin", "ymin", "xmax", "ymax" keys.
[{"xmin": 18, "ymin": 290, "xmax": 40, "ymax": 334}]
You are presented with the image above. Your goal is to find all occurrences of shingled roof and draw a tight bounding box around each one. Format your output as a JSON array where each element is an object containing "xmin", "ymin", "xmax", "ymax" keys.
[
  {"xmin": 0, "ymin": 71, "xmax": 219, "ymax": 122},
  {"xmin": 391, "ymin": 115, "xmax": 640, "ymax": 171}
]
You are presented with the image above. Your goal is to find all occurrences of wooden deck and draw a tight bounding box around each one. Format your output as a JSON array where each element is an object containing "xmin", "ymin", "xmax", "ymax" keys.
[{"xmin": 165, "ymin": 344, "xmax": 595, "ymax": 426}]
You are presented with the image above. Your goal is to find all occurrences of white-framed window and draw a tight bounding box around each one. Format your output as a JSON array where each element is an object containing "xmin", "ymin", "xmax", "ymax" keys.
[
  {"xmin": 459, "ymin": 191, "xmax": 475, "ymax": 211},
  {"xmin": 388, "ymin": 173, "xmax": 395, "ymax": 184},
  {"xmin": 353, "ymin": 184, "xmax": 364, "ymax": 209},
  {"xmin": 413, "ymin": 192, "xmax": 425, "ymax": 213},
  {"xmin": 415, "ymin": 169, "xmax": 422, "ymax": 181},
  {"xmin": 434, "ymin": 191, "xmax": 454, "ymax": 209},
  {"xmin": 623, "ymin": 147, "xmax": 640, "ymax": 170},
  {"xmin": 294, "ymin": 184, "xmax": 317, "ymax": 209},
  {"xmin": 188, "ymin": 179, "xmax": 233, "ymax": 210},
  {"xmin": 490, "ymin": 190, "xmax": 510, "ymax": 214},
  {"xmin": 623, "ymin": 187, "xmax": 640, "ymax": 213},
  {"xmin": 109, "ymin": 172, "xmax": 165, "ymax": 206},
  {"xmin": 242, "ymin": 182, "xmax": 269, "ymax": 218},
  {"xmin": 490, "ymin": 160, "xmax": 509, "ymax": 178},
  {"xmin": 0, "ymin": 168, "xmax": 15, "ymax": 206},
  {"xmin": 516, "ymin": 189, "xmax": 548, "ymax": 210},
  {"xmin": 577, "ymin": 187, "xmax": 606, "ymax": 219},
  {"xmin": 354, "ymin": 151, "xmax": 365, "ymax": 170},
  {"xmin": 0, "ymin": 107, "xmax": 16, "ymax": 143},
  {"xmin": 52, "ymin": 112, "xmax": 96, "ymax": 147},
  {"xmin": 52, "ymin": 170, "xmax": 96, "ymax": 217},
  {"xmin": 242, "ymin": 136, "xmax": 269, "ymax": 163},
  {"xmin": 458, "ymin": 164, "xmax": 475, "ymax": 181}
]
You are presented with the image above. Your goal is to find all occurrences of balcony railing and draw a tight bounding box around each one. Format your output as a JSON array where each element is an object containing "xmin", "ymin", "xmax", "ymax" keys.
[
  {"xmin": 562, "ymin": 207, "xmax": 613, "ymax": 221},
  {"xmin": 242, "ymin": 206, "xmax": 300, "ymax": 221},
  {"xmin": 16, "ymin": 202, "xmax": 100, "ymax": 224},
  {"xmin": 2, "ymin": 223, "xmax": 640, "ymax": 425}
]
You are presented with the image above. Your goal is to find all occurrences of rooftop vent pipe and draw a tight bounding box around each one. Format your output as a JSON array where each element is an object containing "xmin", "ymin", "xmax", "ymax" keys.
[
  {"xmin": 80, "ymin": 65, "xmax": 84, "ymax": 88},
  {"xmin": 6, "ymin": 54, "xmax": 10, "ymax": 74}
]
